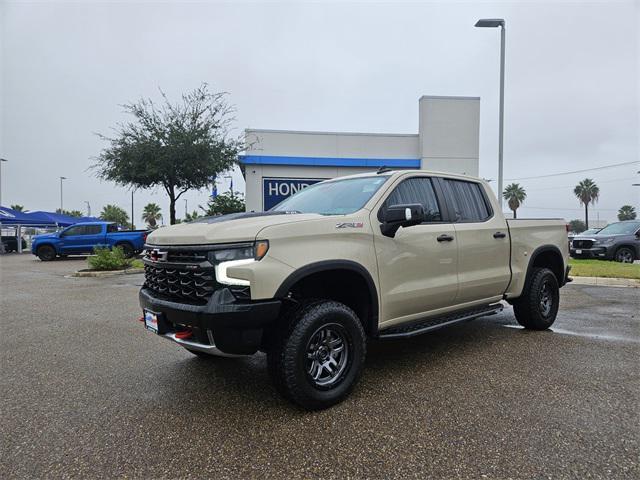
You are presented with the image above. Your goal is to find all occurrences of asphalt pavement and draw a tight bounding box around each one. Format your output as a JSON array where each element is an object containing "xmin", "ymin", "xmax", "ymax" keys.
[{"xmin": 1, "ymin": 253, "xmax": 638, "ymax": 479}]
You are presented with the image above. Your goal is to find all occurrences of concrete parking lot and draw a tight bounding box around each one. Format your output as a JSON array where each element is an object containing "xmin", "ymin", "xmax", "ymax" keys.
[{"xmin": 1, "ymin": 253, "xmax": 638, "ymax": 479}]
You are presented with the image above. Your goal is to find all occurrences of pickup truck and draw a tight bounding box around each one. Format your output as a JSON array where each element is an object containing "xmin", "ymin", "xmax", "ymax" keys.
[
  {"xmin": 32, "ymin": 221, "xmax": 147, "ymax": 261},
  {"xmin": 139, "ymin": 170, "xmax": 570, "ymax": 410}
]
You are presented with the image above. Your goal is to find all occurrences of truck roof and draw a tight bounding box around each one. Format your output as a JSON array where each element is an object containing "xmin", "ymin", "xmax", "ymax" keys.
[{"xmin": 323, "ymin": 169, "xmax": 486, "ymax": 183}]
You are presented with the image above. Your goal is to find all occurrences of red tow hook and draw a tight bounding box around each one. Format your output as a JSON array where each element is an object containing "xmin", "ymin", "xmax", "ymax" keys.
[
  {"xmin": 138, "ymin": 316, "xmax": 144, "ymax": 323},
  {"xmin": 175, "ymin": 330, "xmax": 193, "ymax": 340}
]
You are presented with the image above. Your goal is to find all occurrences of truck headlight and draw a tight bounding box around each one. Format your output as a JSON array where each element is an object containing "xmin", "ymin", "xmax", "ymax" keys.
[{"xmin": 208, "ymin": 241, "xmax": 269, "ymax": 286}]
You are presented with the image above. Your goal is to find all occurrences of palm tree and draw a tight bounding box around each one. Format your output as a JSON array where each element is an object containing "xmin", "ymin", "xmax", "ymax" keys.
[
  {"xmin": 502, "ymin": 183, "xmax": 527, "ymax": 219},
  {"xmin": 142, "ymin": 203, "xmax": 162, "ymax": 228},
  {"xmin": 573, "ymin": 178, "xmax": 599, "ymax": 229},
  {"xmin": 617, "ymin": 205, "xmax": 636, "ymax": 221},
  {"xmin": 10, "ymin": 204, "xmax": 24, "ymax": 211}
]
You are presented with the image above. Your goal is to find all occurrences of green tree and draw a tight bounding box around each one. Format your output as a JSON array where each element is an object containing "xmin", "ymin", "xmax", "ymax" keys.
[
  {"xmin": 568, "ymin": 219, "xmax": 586, "ymax": 234},
  {"xmin": 56, "ymin": 208, "xmax": 83, "ymax": 217},
  {"xmin": 617, "ymin": 205, "xmax": 636, "ymax": 221},
  {"xmin": 502, "ymin": 183, "xmax": 527, "ymax": 219},
  {"xmin": 184, "ymin": 210, "xmax": 202, "ymax": 222},
  {"xmin": 142, "ymin": 203, "xmax": 162, "ymax": 228},
  {"xmin": 201, "ymin": 191, "xmax": 245, "ymax": 216},
  {"xmin": 100, "ymin": 204, "xmax": 129, "ymax": 226},
  {"xmin": 10, "ymin": 204, "xmax": 24, "ymax": 211},
  {"xmin": 94, "ymin": 84, "xmax": 242, "ymax": 225},
  {"xmin": 573, "ymin": 178, "xmax": 599, "ymax": 229}
]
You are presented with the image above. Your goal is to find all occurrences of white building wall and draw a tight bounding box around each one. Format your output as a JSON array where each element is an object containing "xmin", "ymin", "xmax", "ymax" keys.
[{"xmin": 419, "ymin": 96, "xmax": 480, "ymax": 176}]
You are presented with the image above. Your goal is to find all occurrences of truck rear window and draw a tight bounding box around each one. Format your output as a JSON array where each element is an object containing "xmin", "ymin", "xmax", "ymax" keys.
[{"xmin": 442, "ymin": 179, "xmax": 491, "ymax": 222}]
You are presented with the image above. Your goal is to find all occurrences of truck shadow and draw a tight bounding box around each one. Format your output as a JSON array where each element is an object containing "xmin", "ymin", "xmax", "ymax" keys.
[{"xmin": 151, "ymin": 313, "xmax": 525, "ymax": 417}]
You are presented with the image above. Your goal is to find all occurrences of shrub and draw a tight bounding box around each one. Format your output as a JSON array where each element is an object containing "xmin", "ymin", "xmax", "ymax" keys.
[{"xmin": 88, "ymin": 246, "xmax": 132, "ymax": 271}]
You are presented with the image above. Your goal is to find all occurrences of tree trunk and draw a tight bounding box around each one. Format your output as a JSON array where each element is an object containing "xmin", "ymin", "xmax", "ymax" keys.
[
  {"xmin": 585, "ymin": 203, "xmax": 589, "ymax": 230},
  {"xmin": 513, "ymin": 208, "xmax": 517, "ymax": 219},
  {"xmin": 169, "ymin": 192, "xmax": 177, "ymax": 225}
]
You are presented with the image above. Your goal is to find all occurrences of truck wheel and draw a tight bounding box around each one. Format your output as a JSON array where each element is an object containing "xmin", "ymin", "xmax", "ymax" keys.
[
  {"xmin": 37, "ymin": 245, "xmax": 56, "ymax": 261},
  {"xmin": 513, "ymin": 267, "xmax": 559, "ymax": 330},
  {"xmin": 116, "ymin": 243, "xmax": 134, "ymax": 258},
  {"xmin": 614, "ymin": 247, "xmax": 635, "ymax": 263},
  {"xmin": 267, "ymin": 300, "xmax": 366, "ymax": 410}
]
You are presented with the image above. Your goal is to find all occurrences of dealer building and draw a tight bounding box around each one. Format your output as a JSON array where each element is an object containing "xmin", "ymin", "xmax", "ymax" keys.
[{"xmin": 240, "ymin": 95, "xmax": 480, "ymax": 212}]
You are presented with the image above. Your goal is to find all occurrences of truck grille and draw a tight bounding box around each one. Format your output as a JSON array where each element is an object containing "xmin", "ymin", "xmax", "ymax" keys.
[
  {"xmin": 144, "ymin": 264, "xmax": 218, "ymax": 303},
  {"xmin": 572, "ymin": 239, "xmax": 594, "ymax": 249}
]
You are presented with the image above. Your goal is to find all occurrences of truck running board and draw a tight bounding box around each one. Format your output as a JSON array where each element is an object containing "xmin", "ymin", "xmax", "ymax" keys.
[{"xmin": 378, "ymin": 303, "xmax": 504, "ymax": 340}]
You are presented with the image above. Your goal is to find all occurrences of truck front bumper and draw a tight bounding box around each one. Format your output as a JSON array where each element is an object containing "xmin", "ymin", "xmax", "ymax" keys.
[{"xmin": 139, "ymin": 287, "xmax": 281, "ymax": 355}]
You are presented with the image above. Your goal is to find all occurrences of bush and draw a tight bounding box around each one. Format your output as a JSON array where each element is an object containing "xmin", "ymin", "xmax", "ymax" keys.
[{"xmin": 88, "ymin": 246, "xmax": 132, "ymax": 271}]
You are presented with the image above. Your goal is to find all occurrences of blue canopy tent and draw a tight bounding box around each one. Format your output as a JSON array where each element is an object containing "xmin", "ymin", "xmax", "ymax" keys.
[
  {"xmin": 1, "ymin": 207, "xmax": 99, "ymax": 253},
  {"xmin": 25, "ymin": 211, "xmax": 99, "ymax": 227}
]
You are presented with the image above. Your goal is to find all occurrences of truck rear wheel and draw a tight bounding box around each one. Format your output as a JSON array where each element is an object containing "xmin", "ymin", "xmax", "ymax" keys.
[
  {"xmin": 115, "ymin": 242, "xmax": 135, "ymax": 258},
  {"xmin": 37, "ymin": 245, "xmax": 56, "ymax": 261},
  {"xmin": 267, "ymin": 300, "xmax": 366, "ymax": 410},
  {"xmin": 513, "ymin": 267, "xmax": 559, "ymax": 330}
]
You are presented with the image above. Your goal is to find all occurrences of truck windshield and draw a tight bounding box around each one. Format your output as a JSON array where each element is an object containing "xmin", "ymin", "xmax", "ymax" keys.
[
  {"xmin": 596, "ymin": 222, "xmax": 640, "ymax": 235},
  {"xmin": 272, "ymin": 176, "xmax": 389, "ymax": 215}
]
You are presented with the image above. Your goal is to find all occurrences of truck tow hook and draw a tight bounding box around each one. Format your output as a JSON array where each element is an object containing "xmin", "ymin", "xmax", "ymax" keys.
[{"xmin": 175, "ymin": 330, "xmax": 193, "ymax": 340}]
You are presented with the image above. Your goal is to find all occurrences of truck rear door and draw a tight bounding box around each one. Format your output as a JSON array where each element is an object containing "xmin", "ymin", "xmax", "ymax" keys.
[{"xmin": 440, "ymin": 178, "xmax": 511, "ymax": 305}]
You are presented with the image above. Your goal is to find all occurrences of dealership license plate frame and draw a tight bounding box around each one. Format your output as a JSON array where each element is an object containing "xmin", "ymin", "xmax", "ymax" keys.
[{"xmin": 144, "ymin": 310, "xmax": 160, "ymax": 334}]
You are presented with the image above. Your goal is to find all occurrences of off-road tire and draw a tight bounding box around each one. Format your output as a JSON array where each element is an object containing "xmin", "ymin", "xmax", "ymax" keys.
[
  {"xmin": 115, "ymin": 242, "xmax": 134, "ymax": 258},
  {"xmin": 614, "ymin": 247, "xmax": 635, "ymax": 263},
  {"xmin": 267, "ymin": 300, "xmax": 366, "ymax": 410},
  {"xmin": 37, "ymin": 245, "xmax": 56, "ymax": 261},
  {"xmin": 513, "ymin": 267, "xmax": 560, "ymax": 330}
]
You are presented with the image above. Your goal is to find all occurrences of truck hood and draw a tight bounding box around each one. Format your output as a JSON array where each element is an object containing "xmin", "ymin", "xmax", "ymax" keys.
[
  {"xmin": 33, "ymin": 232, "xmax": 58, "ymax": 240},
  {"xmin": 146, "ymin": 211, "xmax": 322, "ymax": 246}
]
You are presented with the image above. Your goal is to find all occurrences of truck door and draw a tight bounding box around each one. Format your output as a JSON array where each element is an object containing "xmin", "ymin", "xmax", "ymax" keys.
[
  {"xmin": 372, "ymin": 176, "xmax": 459, "ymax": 325},
  {"xmin": 440, "ymin": 178, "xmax": 511, "ymax": 304},
  {"xmin": 58, "ymin": 225, "xmax": 86, "ymax": 254}
]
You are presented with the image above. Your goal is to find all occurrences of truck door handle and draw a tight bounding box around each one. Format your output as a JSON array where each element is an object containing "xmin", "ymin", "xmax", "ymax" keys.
[
  {"xmin": 493, "ymin": 232, "xmax": 507, "ymax": 239},
  {"xmin": 437, "ymin": 234, "xmax": 454, "ymax": 242}
]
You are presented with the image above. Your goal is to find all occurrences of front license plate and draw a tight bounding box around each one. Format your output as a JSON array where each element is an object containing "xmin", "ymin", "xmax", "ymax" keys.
[
  {"xmin": 575, "ymin": 249, "xmax": 582, "ymax": 254},
  {"xmin": 144, "ymin": 310, "xmax": 159, "ymax": 334}
]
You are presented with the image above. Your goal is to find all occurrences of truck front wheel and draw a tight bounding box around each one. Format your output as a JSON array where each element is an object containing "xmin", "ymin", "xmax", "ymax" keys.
[
  {"xmin": 513, "ymin": 267, "xmax": 560, "ymax": 330},
  {"xmin": 37, "ymin": 245, "xmax": 56, "ymax": 261},
  {"xmin": 267, "ymin": 300, "xmax": 366, "ymax": 410}
]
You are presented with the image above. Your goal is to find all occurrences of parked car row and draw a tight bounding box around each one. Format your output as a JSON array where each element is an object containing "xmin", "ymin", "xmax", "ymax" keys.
[
  {"xmin": 1, "ymin": 235, "xmax": 27, "ymax": 253},
  {"xmin": 569, "ymin": 220, "xmax": 640, "ymax": 263}
]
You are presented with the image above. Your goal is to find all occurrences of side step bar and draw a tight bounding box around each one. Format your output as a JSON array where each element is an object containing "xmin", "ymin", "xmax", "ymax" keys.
[{"xmin": 378, "ymin": 303, "xmax": 504, "ymax": 340}]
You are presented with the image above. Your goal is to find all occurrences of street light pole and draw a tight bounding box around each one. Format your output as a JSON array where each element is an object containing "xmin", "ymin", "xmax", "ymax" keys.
[
  {"xmin": 475, "ymin": 18, "xmax": 506, "ymax": 208},
  {"xmin": 59, "ymin": 176, "xmax": 67, "ymax": 212},
  {"xmin": 0, "ymin": 158, "xmax": 8, "ymax": 206}
]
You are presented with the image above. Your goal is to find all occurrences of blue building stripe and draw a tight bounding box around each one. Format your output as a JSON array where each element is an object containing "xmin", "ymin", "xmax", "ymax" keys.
[{"xmin": 239, "ymin": 155, "xmax": 420, "ymax": 168}]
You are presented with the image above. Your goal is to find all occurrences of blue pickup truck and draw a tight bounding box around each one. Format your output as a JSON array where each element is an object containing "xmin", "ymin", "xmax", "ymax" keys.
[{"xmin": 31, "ymin": 222, "xmax": 148, "ymax": 261}]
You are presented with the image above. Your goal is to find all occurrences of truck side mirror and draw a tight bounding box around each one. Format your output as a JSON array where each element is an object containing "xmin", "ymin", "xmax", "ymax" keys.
[{"xmin": 381, "ymin": 203, "xmax": 425, "ymax": 238}]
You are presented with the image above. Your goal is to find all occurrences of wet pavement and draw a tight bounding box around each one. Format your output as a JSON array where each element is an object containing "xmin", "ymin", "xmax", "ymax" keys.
[{"xmin": 1, "ymin": 254, "xmax": 639, "ymax": 478}]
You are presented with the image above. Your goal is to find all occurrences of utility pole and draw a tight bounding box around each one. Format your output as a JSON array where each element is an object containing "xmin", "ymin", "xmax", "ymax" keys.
[
  {"xmin": 59, "ymin": 176, "xmax": 67, "ymax": 212},
  {"xmin": 475, "ymin": 18, "xmax": 506, "ymax": 208},
  {"xmin": 0, "ymin": 158, "xmax": 7, "ymax": 206},
  {"xmin": 85, "ymin": 201, "xmax": 91, "ymax": 217},
  {"xmin": 131, "ymin": 190, "xmax": 135, "ymax": 230}
]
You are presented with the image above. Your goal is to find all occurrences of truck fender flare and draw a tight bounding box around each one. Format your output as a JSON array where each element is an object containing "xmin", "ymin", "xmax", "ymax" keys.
[
  {"xmin": 35, "ymin": 242, "xmax": 58, "ymax": 253},
  {"xmin": 274, "ymin": 260, "xmax": 380, "ymax": 335},
  {"xmin": 525, "ymin": 245, "xmax": 566, "ymax": 287}
]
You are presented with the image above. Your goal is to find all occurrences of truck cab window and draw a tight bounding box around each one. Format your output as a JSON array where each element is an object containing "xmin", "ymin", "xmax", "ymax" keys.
[
  {"xmin": 442, "ymin": 179, "xmax": 491, "ymax": 222},
  {"xmin": 383, "ymin": 177, "xmax": 442, "ymax": 222}
]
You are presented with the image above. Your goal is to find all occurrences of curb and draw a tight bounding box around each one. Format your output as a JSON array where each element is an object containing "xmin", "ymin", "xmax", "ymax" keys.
[
  {"xmin": 72, "ymin": 268, "xmax": 144, "ymax": 278},
  {"xmin": 570, "ymin": 276, "xmax": 640, "ymax": 288}
]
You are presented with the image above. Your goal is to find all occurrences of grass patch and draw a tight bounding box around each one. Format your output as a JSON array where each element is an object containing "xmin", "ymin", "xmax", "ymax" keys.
[
  {"xmin": 131, "ymin": 259, "xmax": 144, "ymax": 269},
  {"xmin": 569, "ymin": 258, "xmax": 640, "ymax": 279}
]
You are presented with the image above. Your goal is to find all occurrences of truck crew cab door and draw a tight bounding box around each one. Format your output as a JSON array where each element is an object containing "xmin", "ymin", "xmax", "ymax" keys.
[
  {"xmin": 372, "ymin": 176, "xmax": 459, "ymax": 327},
  {"xmin": 440, "ymin": 178, "xmax": 511, "ymax": 305}
]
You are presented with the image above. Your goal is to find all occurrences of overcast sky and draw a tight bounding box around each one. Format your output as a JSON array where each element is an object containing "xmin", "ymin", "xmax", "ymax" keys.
[{"xmin": 1, "ymin": 0, "xmax": 638, "ymax": 224}]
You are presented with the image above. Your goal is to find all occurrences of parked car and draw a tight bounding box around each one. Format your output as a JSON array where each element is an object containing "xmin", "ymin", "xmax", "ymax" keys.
[
  {"xmin": 139, "ymin": 170, "xmax": 570, "ymax": 409},
  {"xmin": 1, "ymin": 235, "xmax": 27, "ymax": 252},
  {"xmin": 568, "ymin": 227, "xmax": 601, "ymax": 243},
  {"xmin": 31, "ymin": 222, "xmax": 148, "ymax": 261},
  {"xmin": 570, "ymin": 220, "xmax": 640, "ymax": 262}
]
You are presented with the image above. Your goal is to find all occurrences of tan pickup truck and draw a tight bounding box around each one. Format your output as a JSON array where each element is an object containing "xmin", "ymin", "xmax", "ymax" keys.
[{"xmin": 140, "ymin": 170, "xmax": 570, "ymax": 409}]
